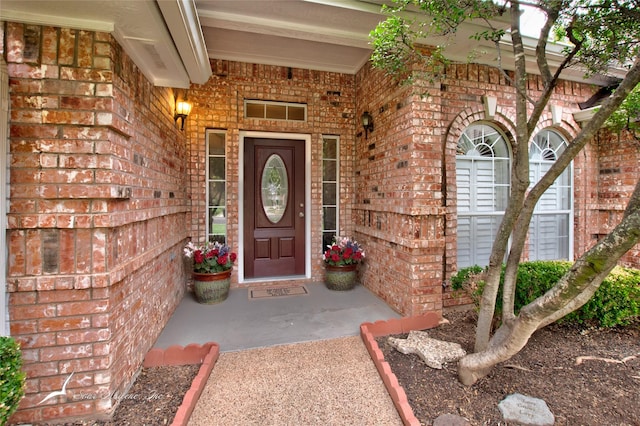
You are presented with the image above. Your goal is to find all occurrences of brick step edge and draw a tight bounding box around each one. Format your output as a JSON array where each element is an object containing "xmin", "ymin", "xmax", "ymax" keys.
[
  {"xmin": 143, "ymin": 342, "xmax": 220, "ymax": 426},
  {"xmin": 360, "ymin": 313, "xmax": 441, "ymax": 426}
]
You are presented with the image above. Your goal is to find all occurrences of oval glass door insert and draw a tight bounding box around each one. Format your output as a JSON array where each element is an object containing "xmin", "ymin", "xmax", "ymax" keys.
[{"xmin": 261, "ymin": 154, "xmax": 288, "ymax": 223}]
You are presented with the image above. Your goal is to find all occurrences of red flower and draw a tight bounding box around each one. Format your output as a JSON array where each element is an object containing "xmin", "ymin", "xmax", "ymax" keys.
[
  {"xmin": 353, "ymin": 251, "xmax": 363, "ymax": 260},
  {"xmin": 205, "ymin": 250, "xmax": 215, "ymax": 259},
  {"xmin": 230, "ymin": 253, "xmax": 237, "ymax": 262},
  {"xmin": 194, "ymin": 250, "xmax": 204, "ymax": 263},
  {"xmin": 343, "ymin": 247, "xmax": 353, "ymax": 259},
  {"xmin": 217, "ymin": 254, "xmax": 228, "ymax": 265},
  {"xmin": 331, "ymin": 253, "xmax": 341, "ymax": 262}
]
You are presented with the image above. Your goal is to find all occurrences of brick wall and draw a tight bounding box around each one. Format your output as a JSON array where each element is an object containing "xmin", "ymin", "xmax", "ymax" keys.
[
  {"xmin": 3, "ymin": 22, "xmax": 188, "ymax": 422},
  {"xmin": 185, "ymin": 60, "xmax": 357, "ymax": 283},
  {"xmin": 590, "ymin": 129, "xmax": 640, "ymax": 268},
  {"xmin": 353, "ymin": 60, "xmax": 638, "ymax": 314},
  {"xmin": 353, "ymin": 63, "xmax": 446, "ymax": 316}
]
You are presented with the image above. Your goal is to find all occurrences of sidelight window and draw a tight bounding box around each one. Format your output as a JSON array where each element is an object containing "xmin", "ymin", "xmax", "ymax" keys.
[
  {"xmin": 322, "ymin": 136, "xmax": 339, "ymax": 250},
  {"xmin": 206, "ymin": 130, "xmax": 228, "ymax": 244}
]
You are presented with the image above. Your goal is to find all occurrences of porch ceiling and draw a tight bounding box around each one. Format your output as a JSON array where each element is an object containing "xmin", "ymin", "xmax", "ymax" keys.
[
  {"xmin": 1, "ymin": 0, "xmax": 505, "ymax": 87},
  {"xmin": 0, "ymin": 0, "xmax": 620, "ymax": 88}
]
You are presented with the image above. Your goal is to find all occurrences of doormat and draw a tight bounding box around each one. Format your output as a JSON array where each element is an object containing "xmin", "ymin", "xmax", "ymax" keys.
[{"xmin": 248, "ymin": 285, "xmax": 309, "ymax": 300}]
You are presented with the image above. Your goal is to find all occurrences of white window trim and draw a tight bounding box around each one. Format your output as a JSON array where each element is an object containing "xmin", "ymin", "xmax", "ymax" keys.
[
  {"xmin": 238, "ymin": 131, "xmax": 311, "ymax": 283},
  {"xmin": 1, "ymin": 58, "xmax": 9, "ymax": 335}
]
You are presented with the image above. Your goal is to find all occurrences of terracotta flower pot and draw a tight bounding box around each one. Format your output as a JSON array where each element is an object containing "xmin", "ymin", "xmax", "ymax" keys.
[
  {"xmin": 324, "ymin": 263, "xmax": 358, "ymax": 291},
  {"xmin": 192, "ymin": 269, "xmax": 232, "ymax": 304}
]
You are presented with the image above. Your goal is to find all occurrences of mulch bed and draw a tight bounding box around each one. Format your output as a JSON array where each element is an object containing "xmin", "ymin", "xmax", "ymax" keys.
[
  {"xmin": 40, "ymin": 364, "xmax": 199, "ymax": 426},
  {"xmin": 377, "ymin": 310, "xmax": 640, "ymax": 425}
]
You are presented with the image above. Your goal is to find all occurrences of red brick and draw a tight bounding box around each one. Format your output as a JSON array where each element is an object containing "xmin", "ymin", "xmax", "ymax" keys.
[
  {"xmin": 40, "ymin": 344, "xmax": 93, "ymax": 362},
  {"xmin": 37, "ymin": 289, "xmax": 90, "ymax": 303},
  {"xmin": 38, "ymin": 316, "xmax": 91, "ymax": 333},
  {"xmin": 10, "ymin": 319, "xmax": 39, "ymax": 335},
  {"xmin": 56, "ymin": 300, "xmax": 109, "ymax": 317},
  {"xmin": 43, "ymin": 110, "xmax": 95, "ymax": 125},
  {"xmin": 57, "ymin": 328, "xmax": 110, "ymax": 345},
  {"xmin": 11, "ymin": 304, "xmax": 56, "ymax": 320}
]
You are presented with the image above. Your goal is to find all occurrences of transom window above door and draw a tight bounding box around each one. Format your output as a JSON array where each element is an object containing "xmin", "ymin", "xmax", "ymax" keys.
[{"xmin": 245, "ymin": 100, "xmax": 307, "ymax": 122}]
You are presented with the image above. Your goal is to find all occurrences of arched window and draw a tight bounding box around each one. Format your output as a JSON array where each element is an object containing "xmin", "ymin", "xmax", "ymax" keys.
[
  {"xmin": 529, "ymin": 129, "xmax": 572, "ymax": 260},
  {"xmin": 456, "ymin": 124, "xmax": 511, "ymax": 268}
]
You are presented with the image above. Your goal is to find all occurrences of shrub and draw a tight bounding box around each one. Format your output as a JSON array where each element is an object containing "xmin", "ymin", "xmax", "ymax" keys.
[
  {"xmin": 571, "ymin": 266, "xmax": 640, "ymax": 327},
  {"xmin": 0, "ymin": 336, "xmax": 26, "ymax": 424},
  {"xmin": 451, "ymin": 261, "xmax": 640, "ymax": 328}
]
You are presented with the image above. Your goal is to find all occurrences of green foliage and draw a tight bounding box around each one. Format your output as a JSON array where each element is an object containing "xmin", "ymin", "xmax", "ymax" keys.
[
  {"xmin": 450, "ymin": 265, "xmax": 485, "ymax": 290},
  {"xmin": 452, "ymin": 261, "xmax": 640, "ymax": 328},
  {"xmin": 371, "ymin": 0, "xmax": 640, "ymax": 84},
  {"xmin": 510, "ymin": 261, "xmax": 574, "ymax": 315},
  {"xmin": 574, "ymin": 266, "xmax": 640, "ymax": 327},
  {"xmin": 559, "ymin": 0, "xmax": 640, "ymax": 76},
  {"xmin": 0, "ymin": 337, "xmax": 26, "ymax": 424},
  {"xmin": 369, "ymin": 0, "xmax": 504, "ymax": 84},
  {"xmin": 606, "ymin": 83, "xmax": 640, "ymax": 135}
]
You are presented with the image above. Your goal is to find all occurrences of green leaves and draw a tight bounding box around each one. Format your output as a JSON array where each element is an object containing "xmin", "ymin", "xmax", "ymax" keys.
[
  {"xmin": 371, "ymin": 0, "xmax": 640, "ymax": 83},
  {"xmin": 0, "ymin": 337, "xmax": 26, "ymax": 424},
  {"xmin": 369, "ymin": 15, "xmax": 415, "ymax": 76},
  {"xmin": 557, "ymin": 0, "xmax": 640, "ymax": 76},
  {"xmin": 606, "ymin": 83, "xmax": 640, "ymax": 134},
  {"xmin": 452, "ymin": 261, "xmax": 640, "ymax": 328}
]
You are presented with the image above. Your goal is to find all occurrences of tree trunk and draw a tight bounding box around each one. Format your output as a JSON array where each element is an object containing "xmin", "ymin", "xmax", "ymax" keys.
[
  {"xmin": 459, "ymin": 179, "xmax": 640, "ymax": 386},
  {"xmin": 474, "ymin": 3, "xmax": 532, "ymax": 352}
]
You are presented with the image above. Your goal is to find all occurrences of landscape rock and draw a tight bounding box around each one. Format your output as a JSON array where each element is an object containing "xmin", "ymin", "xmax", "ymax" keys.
[
  {"xmin": 433, "ymin": 413, "xmax": 471, "ymax": 426},
  {"xmin": 498, "ymin": 393, "xmax": 555, "ymax": 426},
  {"xmin": 387, "ymin": 330, "xmax": 466, "ymax": 369}
]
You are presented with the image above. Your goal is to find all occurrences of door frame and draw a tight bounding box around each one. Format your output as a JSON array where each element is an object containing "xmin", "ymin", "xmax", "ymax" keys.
[
  {"xmin": 238, "ymin": 131, "xmax": 311, "ymax": 283},
  {"xmin": 1, "ymin": 58, "xmax": 8, "ymax": 335}
]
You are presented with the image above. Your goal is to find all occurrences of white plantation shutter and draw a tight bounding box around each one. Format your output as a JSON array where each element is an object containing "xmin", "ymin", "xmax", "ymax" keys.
[
  {"xmin": 529, "ymin": 130, "xmax": 572, "ymax": 261},
  {"xmin": 456, "ymin": 124, "xmax": 510, "ymax": 268}
]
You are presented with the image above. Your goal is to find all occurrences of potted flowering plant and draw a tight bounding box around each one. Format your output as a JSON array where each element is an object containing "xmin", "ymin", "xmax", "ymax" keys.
[
  {"xmin": 184, "ymin": 241, "xmax": 237, "ymax": 304},
  {"xmin": 322, "ymin": 236, "xmax": 365, "ymax": 291}
]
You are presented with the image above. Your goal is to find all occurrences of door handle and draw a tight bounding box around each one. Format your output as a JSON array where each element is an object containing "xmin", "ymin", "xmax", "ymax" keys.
[{"xmin": 299, "ymin": 212, "xmax": 304, "ymax": 217}]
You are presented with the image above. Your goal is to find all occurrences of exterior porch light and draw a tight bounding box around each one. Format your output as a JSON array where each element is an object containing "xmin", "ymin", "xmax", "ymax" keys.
[
  {"xmin": 174, "ymin": 98, "xmax": 192, "ymax": 131},
  {"xmin": 361, "ymin": 111, "xmax": 374, "ymax": 139}
]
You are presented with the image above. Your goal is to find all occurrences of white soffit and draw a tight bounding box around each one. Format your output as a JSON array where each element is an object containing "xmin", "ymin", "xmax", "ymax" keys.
[
  {"xmin": 157, "ymin": 0, "xmax": 212, "ymax": 85},
  {"xmin": 195, "ymin": 0, "xmax": 381, "ymax": 74}
]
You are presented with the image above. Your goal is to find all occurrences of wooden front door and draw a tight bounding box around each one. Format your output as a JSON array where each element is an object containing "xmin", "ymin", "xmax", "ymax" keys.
[{"xmin": 244, "ymin": 138, "xmax": 306, "ymax": 278}]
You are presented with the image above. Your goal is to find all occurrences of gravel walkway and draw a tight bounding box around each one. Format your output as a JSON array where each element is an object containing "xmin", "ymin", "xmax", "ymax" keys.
[{"xmin": 188, "ymin": 336, "xmax": 402, "ymax": 425}]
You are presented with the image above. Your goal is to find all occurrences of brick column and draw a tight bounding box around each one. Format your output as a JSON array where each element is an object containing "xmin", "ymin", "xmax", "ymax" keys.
[{"xmin": 3, "ymin": 23, "xmax": 188, "ymax": 423}]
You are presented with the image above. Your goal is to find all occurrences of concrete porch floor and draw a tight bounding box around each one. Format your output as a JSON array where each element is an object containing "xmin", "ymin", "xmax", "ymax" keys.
[{"xmin": 153, "ymin": 282, "xmax": 401, "ymax": 352}]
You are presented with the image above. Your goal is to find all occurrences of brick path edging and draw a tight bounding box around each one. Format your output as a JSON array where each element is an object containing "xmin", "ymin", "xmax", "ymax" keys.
[
  {"xmin": 360, "ymin": 313, "xmax": 442, "ymax": 426},
  {"xmin": 143, "ymin": 343, "xmax": 220, "ymax": 426}
]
